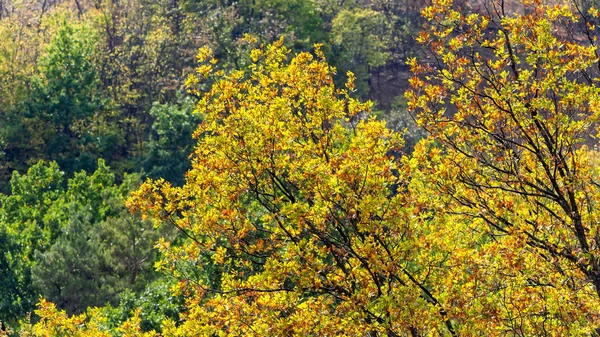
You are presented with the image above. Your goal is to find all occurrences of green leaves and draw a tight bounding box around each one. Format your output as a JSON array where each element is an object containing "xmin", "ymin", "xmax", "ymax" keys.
[
  {"xmin": 26, "ymin": 20, "xmax": 106, "ymax": 173},
  {"xmin": 0, "ymin": 160, "xmax": 161, "ymax": 324},
  {"xmin": 141, "ymin": 95, "xmax": 201, "ymax": 186}
]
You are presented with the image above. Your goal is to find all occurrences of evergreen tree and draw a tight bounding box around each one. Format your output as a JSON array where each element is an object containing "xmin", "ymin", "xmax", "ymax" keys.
[{"xmin": 32, "ymin": 206, "xmax": 115, "ymax": 315}]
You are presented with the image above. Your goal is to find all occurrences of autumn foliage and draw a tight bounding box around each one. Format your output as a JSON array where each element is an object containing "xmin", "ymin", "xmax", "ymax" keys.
[
  {"xmin": 11, "ymin": 0, "xmax": 600, "ymax": 336},
  {"xmin": 406, "ymin": 0, "xmax": 600, "ymax": 335},
  {"xmin": 130, "ymin": 38, "xmax": 438, "ymax": 335}
]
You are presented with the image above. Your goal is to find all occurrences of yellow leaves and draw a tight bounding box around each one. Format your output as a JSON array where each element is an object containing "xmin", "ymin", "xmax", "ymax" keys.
[
  {"xmin": 21, "ymin": 303, "xmax": 155, "ymax": 337},
  {"xmin": 117, "ymin": 309, "xmax": 157, "ymax": 337},
  {"xmin": 441, "ymin": 51, "xmax": 455, "ymax": 65},
  {"xmin": 213, "ymin": 246, "xmax": 228, "ymax": 264},
  {"xmin": 406, "ymin": 0, "xmax": 600, "ymax": 334},
  {"xmin": 407, "ymin": 75, "xmax": 424, "ymax": 90},
  {"xmin": 113, "ymin": 3, "xmax": 600, "ymax": 334},
  {"xmin": 250, "ymin": 48, "xmax": 262, "ymax": 63},
  {"xmin": 124, "ymin": 37, "xmax": 440, "ymax": 336},
  {"xmin": 415, "ymin": 30, "xmax": 430, "ymax": 44},
  {"xmin": 545, "ymin": 4, "xmax": 575, "ymax": 21},
  {"xmin": 195, "ymin": 46, "xmax": 213, "ymax": 63},
  {"xmin": 196, "ymin": 64, "xmax": 212, "ymax": 79},
  {"xmin": 313, "ymin": 43, "xmax": 325, "ymax": 61},
  {"xmin": 420, "ymin": 6, "xmax": 436, "ymax": 21},
  {"xmin": 18, "ymin": 298, "xmax": 120, "ymax": 337},
  {"xmin": 345, "ymin": 71, "xmax": 356, "ymax": 92},
  {"xmin": 240, "ymin": 33, "xmax": 258, "ymax": 44},
  {"xmin": 421, "ymin": 0, "xmax": 455, "ymax": 21}
]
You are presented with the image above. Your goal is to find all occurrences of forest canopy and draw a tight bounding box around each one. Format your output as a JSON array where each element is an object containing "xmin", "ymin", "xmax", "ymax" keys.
[{"xmin": 2, "ymin": 0, "xmax": 600, "ymax": 336}]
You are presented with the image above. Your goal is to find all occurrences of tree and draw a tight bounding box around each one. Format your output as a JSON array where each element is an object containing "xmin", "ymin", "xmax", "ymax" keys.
[
  {"xmin": 101, "ymin": 277, "xmax": 184, "ymax": 333},
  {"xmin": 331, "ymin": 8, "xmax": 392, "ymax": 95},
  {"xmin": 127, "ymin": 40, "xmax": 463, "ymax": 336},
  {"xmin": 32, "ymin": 206, "xmax": 116, "ymax": 315},
  {"xmin": 1, "ymin": 161, "xmax": 66, "ymax": 256},
  {"xmin": 0, "ymin": 159, "xmax": 161, "ymax": 324},
  {"xmin": 30, "ymin": 162, "xmax": 160, "ymax": 315},
  {"xmin": 141, "ymin": 94, "xmax": 201, "ymax": 186},
  {"xmin": 0, "ymin": 7, "xmax": 50, "ymax": 191},
  {"xmin": 0, "ymin": 225, "xmax": 33, "ymax": 329},
  {"xmin": 406, "ymin": 0, "xmax": 600, "ymax": 334},
  {"xmin": 25, "ymin": 18, "xmax": 106, "ymax": 174},
  {"xmin": 0, "ymin": 160, "xmax": 66, "ymax": 326},
  {"xmin": 6, "ymin": 299, "xmax": 155, "ymax": 337}
]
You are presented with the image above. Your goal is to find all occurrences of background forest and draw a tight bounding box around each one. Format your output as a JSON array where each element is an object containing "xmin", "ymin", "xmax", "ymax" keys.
[{"xmin": 3, "ymin": 0, "xmax": 600, "ymax": 336}]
